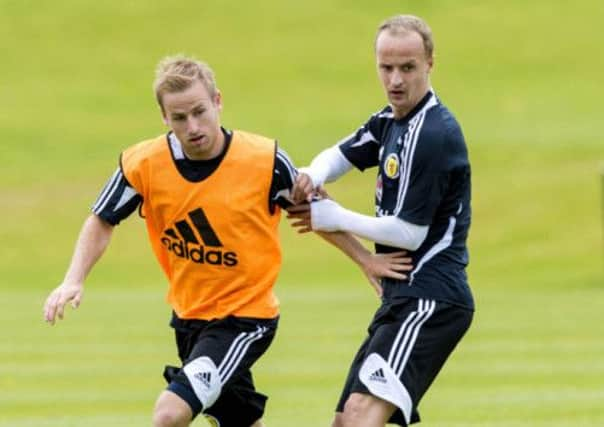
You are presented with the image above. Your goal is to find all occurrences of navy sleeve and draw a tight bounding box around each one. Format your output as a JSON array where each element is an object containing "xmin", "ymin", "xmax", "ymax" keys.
[
  {"xmin": 91, "ymin": 167, "xmax": 142, "ymax": 225},
  {"xmin": 337, "ymin": 108, "xmax": 390, "ymax": 171},
  {"xmin": 395, "ymin": 118, "xmax": 450, "ymax": 226},
  {"xmin": 269, "ymin": 146, "xmax": 297, "ymax": 210}
]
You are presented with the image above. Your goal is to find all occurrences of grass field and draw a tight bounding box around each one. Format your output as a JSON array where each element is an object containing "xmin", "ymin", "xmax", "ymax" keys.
[{"xmin": 1, "ymin": 0, "xmax": 603, "ymax": 426}]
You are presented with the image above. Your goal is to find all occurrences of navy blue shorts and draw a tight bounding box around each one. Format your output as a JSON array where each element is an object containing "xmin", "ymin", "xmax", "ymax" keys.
[
  {"xmin": 336, "ymin": 298, "xmax": 473, "ymax": 426},
  {"xmin": 163, "ymin": 313, "xmax": 278, "ymax": 426}
]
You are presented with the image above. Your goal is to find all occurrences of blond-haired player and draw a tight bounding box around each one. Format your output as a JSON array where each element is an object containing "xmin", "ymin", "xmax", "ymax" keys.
[{"xmin": 44, "ymin": 55, "xmax": 412, "ymax": 427}]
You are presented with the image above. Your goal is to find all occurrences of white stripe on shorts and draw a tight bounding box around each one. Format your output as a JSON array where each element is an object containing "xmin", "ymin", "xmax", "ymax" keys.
[
  {"xmin": 218, "ymin": 326, "xmax": 267, "ymax": 384},
  {"xmin": 387, "ymin": 299, "xmax": 436, "ymax": 376}
]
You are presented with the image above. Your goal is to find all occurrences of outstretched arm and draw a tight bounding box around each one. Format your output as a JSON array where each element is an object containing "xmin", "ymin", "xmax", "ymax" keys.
[
  {"xmin": 287, "ymin": 202, "xmax": 412, "ymax": 296},
  {"xmin": 292, "ymin": 146, "xmax": 354, "ymax": 203},
  {"xmin": 44, "ymin": 214, "xmax": 114, "ymax": 324},
  {"xmin": 292, "ymin": 198, "xmax": 428, "ymax": 251}
]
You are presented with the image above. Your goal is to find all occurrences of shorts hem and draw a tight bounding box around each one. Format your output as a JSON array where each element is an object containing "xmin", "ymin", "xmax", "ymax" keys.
[{"xmin": 168, "ymin": 381, "xmax": 203, "ymax": 417}]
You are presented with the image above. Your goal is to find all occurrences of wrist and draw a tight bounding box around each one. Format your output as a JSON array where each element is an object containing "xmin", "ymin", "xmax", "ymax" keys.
[
  {"xmin": 354, "ymin": 248, "xmax": 372, "ymax": 267},
  {"xmin": 61, "ymin": 278, "xmax": 84, "ymax": 288},
  {"xmin": 298, "ymin": 167, "xmax": 323, "ymax": 188}
]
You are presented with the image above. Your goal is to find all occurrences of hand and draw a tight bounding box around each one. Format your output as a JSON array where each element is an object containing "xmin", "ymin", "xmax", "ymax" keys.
[
  {"xmin": 314, "ymin": 186, "xmax": 331, "ymax": 200},
  {"xmin": 286, "ymin": 203, "xmax": 312, "ymax": 233},
  {"xmin": 357, "ymin": 251, "xmax": 413, "ymax": 297},
  {"xmin": 291, "ymin": 173, "xmax": 314, "ymax": 203},
  {"xmin": 44, "ymin": 282, "xmax": 84, "ymax": 325},
  {"xmin": 287, "ymin": 197, "xmax": 342, "ymax": 233}
]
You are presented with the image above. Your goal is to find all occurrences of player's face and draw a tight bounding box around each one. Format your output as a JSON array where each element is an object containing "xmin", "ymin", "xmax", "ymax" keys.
[
  {"xmin": 376, "ymin": 30, "xmax": 433, "ymax": 119},
  {"xmin": 161, "ymin": 80, "xmax": 224, "ymax": 160}
]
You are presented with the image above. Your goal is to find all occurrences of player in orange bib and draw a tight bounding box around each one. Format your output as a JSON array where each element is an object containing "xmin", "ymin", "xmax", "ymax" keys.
[{"xmin": 43, "ymin": 55, "xmax": 412, "ymax": 427}]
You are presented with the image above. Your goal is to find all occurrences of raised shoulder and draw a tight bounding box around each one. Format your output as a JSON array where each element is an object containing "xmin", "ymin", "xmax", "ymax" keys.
[
  {"xmin": 120, "ymin": 134, "xmax": 169, "ymax": 195},
  {"xmin": 232, "ymin": 130, "xmax": 275, "ymax": 150},
  {"xmin": 121, "ymin": 135, "xmax": 169, "ymax": 170},
  {"xmin": 415, "ymin": 106, "xmax": 447, "ymax": 150},
  {"xmin": 230, "ymin": 130, "xmax": 277, "ymax": 170},
  {"xmin": 424, "ymin": 104, "xmax": 468, "ymax": 170}
]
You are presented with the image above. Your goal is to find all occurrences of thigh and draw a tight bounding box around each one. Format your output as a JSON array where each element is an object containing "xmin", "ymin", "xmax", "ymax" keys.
[
  {"xmin": 335, "ymin": 334, "xmax": 371, "ymax": 413},
  {"xmin": 204, "ymin": 369, "xmax": 268, "ymax": 427},
  {"xmin": 335, "ymin": 300, "xmax": 402, "ymax": 414},
  {"xmin": 165, "ymin": 316, "xmax": 278, "ymax": 425},
  {"xmin": 153, "ymin": 390, "xmax": 193, "ymax": 426},
  {"xmin": 344, "ymin": 298, "xmax": 472, "ymax": 426},
  {"xmin": 189, "ymin": 317, "xmax": 277, "ymax": 386},
  {"xmin": 397, "ymin": 300, "xmax": 473, "ymax": 405}
]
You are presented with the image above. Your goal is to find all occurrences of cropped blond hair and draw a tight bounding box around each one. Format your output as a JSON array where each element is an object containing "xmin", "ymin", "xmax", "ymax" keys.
[
  {"xmin": 153, "ymin": 55, "xmax": 218, "ymax": 108},
  {"xmin": 376, "ymin": 15, "xmax": 434, "ymax": 59}
]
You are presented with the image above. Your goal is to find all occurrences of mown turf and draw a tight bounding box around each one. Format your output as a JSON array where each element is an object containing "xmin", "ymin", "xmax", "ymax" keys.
[{"xmin": 1, "ymin": 0, "xmax": 602, "ymax": 425}]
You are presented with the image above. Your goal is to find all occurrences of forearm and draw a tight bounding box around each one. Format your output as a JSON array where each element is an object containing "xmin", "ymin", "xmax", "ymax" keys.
[
  {"xmin": 299, "ymin": 146, "xmax": 353, "ymax": 187},
  {"xmin": 315, "ymin": 230, "xmax": 371, "ymax": 267},
  {"xmin": 62, "ymin": 214, "xmax": 114, "ymax": 284},
  {"xmin": 311, "ymin": 200, "xmax": 428, "ymax": 250}
]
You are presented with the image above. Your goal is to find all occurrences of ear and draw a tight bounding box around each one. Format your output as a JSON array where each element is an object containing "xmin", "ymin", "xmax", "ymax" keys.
[
  {"xmin": 427, "ymin": 55, "xmax": 434, "ymax": 71},
  {"xmin": 160, "ymin": 107, "xmax": 169, "ymax": 125},
  {"xmin": 214, "ymin": 90, "xmax": 223, "ymax": 112}
]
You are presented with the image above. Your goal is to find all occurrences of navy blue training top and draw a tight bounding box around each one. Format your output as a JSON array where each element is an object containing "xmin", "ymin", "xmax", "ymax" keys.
[{"xmin": 338, "ymin": 91, "xmax": 474, "ymax": 310}]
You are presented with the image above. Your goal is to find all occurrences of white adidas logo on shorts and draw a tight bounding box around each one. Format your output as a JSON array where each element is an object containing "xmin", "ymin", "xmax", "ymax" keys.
[{"xmin": 369, "ymin": 368, "xmax": 387, "ymax": 383}]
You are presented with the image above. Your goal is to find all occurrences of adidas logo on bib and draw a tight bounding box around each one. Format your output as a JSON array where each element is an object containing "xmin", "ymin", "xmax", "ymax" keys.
[{"xmin": 160, "ymin": 207, "xmax": 238, "ymax": 267}]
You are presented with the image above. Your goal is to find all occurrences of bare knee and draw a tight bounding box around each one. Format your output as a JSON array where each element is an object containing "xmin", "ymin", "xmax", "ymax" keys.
[
  {"xmin": 153, "ymin": 410, "xmax": 185, "ymax": 427},
  {"xmin": 153, "ymin": 391, "xmax": 192, "ymax": 427},
  {"xmin": 342, "ymin": 393, "xmax": 371, "ymax": 423},
  {"xmin": 341, "ymin": 393, "xmax": 395, "ymax": 427}
]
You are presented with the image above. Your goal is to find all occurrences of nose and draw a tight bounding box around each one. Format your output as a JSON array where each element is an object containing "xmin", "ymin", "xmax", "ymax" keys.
[
  {"xmin": 390, "ymin": 71, "xmax": 403, "ymax": 87},
  {"xmin": 186, "ymin": 116, "xmax": 199, "ymax": 134}
]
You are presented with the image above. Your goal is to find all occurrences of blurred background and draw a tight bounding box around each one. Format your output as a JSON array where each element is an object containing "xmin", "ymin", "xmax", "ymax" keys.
[{"xmin": 1, "ymin": 0, "xmax": 602, "ymax": 425}]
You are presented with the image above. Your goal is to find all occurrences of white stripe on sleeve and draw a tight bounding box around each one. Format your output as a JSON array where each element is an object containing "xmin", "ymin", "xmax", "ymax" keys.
[{"xmin": 92, "ymin": 168, "xmax": 122, "ymax": 213}]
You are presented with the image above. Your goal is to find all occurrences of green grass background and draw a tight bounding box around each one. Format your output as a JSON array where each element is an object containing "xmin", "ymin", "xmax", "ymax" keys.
[{"xmin": 1, "ymin": 0, "xmax": 603, "ymax": 425}]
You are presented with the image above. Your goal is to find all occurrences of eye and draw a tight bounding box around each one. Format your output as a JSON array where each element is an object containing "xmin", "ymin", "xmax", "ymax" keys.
[
  {"xmin": 172, "ymin": 115, "xmax": 186, "ymax": 122},
  {"xmin": 193, "ymin": 109, "xmax": 205, "ymax": 117},
  {"xmin": 402, "ymin": 64, "xmax": 415, "ymax": 72}
]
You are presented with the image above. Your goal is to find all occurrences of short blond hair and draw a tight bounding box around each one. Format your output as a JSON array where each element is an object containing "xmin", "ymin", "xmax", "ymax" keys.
[
  {"xmin": 153, "ymin": 55, "xmax": 218, "ymax": 107},
  {"xmin": 376, "ymin": 15, "xmax": 434, "ymax": 58}
]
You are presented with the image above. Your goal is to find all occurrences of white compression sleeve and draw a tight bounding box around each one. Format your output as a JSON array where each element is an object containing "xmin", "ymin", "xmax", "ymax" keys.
[
  {"xmin": 310, "ymin": 199, "xmax": 428, "ymax": 250},
  {"xmin": 298, "ymin": 146, "xmax": 354, "ymax": 187}
]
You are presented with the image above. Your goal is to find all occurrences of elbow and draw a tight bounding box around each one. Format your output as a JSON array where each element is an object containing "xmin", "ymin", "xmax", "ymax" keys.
[
  {"xmin": 387, "ymin": 218, "xmax": 428, "ymax": 251},
  {"xmin": 406, "ymin": 230, "xmax": 428, "ymax": 251},
  {"xmin": 388, "ymin": 238, "xmax": 422, "ymax": 251},
  {"xmin": 406, "ymin": 240, "xmax": 423, "ymax": 252}
]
